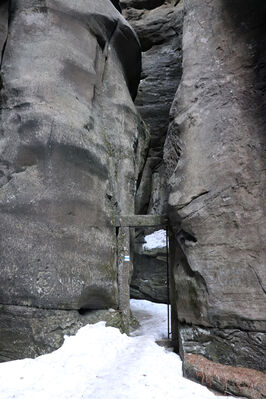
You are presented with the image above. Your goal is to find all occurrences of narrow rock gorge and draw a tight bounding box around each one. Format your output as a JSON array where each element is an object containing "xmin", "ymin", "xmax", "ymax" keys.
[
  {"xmin": 124, "ymin": 0, "xmax": 266, "ymax": 395},
  {"xmin": 121, "ymin": 0, "xmax": 183, "ymax": 303},
  {"xmin": 0, "ymin": 0, "xmax": 265, "ymax": 397}
]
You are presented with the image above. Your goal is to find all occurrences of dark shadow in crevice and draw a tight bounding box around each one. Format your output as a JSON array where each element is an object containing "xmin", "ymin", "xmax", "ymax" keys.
[
  {"xmin": 121, "ymin": 0, "xmax": 165, "ymax": 12},
  {"xmin": 110, "ymin": 0, "xmax": 122, "ymax": 13},
  {"xmin": 222, "ymin": 0, "xmax": 266, "ymax": 146},
  {"xmin": 78, "ymin": 308, "xmax": 94, "ymax": 316}
]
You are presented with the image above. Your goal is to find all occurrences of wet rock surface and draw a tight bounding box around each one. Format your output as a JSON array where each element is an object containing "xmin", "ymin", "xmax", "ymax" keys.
[
  {"xmin": 0, "ymin": 0, "xmax": 147, "ymax": 360},
  {"xmin": 165, "ymin": 0, "xmax": 266, "ymax": 373}
]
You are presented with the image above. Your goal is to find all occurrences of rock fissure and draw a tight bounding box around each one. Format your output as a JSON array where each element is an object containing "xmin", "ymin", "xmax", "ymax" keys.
[
  {"xmin": 0, "ymin": 34, "xmax": 7, "ymax": 73},
  {"xmin": 0, "ymin": 0, "xmax": 9, "ymax": 90},
  {"xmin": 178, "ymin": 321, "xmax": 266, "ymax": 335},
  {"xmin": 177, "ymin": 190, "xmax": 210, "ymax": 210},
  {"xmin": 179, "ymin": 185, "xmax": 236, "ymax": 220},
  {"xmin": 0, "ymin": 303, "xmax": 102, "ymax": 312},
  {"xmin": 247, "ymin": 264, "xmax": 266, "ymax": 296}
]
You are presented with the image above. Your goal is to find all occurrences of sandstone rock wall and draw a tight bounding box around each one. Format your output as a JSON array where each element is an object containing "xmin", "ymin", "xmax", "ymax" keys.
[
  {"xmin": 165, "ymin": 0, "xmax": 266, "ymax": 372},
  {"xmin": 0, "ymin": 0, "xmax": 148, "ymax": 360}
]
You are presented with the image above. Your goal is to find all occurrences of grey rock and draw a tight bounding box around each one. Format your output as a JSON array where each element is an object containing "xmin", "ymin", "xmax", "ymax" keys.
[
  {"xmin": 123, "ymin": 0, "xmax": 183, "ymax": 304},
  {"xmin": 179, "ymin": 324, "xmax": 266, "ymax": 373},
  {"xmin": 0, "ymin": 1, "xmax": 8, "ymax": 61},
  {"xmin": 130, "ymin": 249, "xmax": 168, "ymax": 303},
  {"xmin": 124, "ymin": 1, "xmax": 183, "ymax": 215},
  {"xmin": 121, "ymin": 0, "xmax": 177, "ymax": 13},
  {"xmin": 165, "ymin": 0, "xmax": 266, "ymax": 372},
  {"xmin": 0, "ymin": 0, "xmax": 148, "ymax": 359},
  {"xmin": 110, "ymin": 0, "xmax": 122, "ymax": 12},
  {"xmin": 0, "ymin": 304, "xmax": 126, "ymax": 362}
]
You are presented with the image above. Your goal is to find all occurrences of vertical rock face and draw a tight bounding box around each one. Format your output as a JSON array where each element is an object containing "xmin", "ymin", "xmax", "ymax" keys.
[
  {"xmin": 0, "ymin": 1, "xmax": 9, "ymax": 59},
  {"xmin": 122, "ymin": 0, "xmax": 183, "ymax": 215},
  {"xmin": 122, "ymin": 0, "xmax": 183, "ymax": 303},
  {"xmin": 0, "ymin": 0, "xmax": 148, "ymax": 360},
  {"xmin": 165, "ymin": 0, "xmax": 266, "ymax": 372}
]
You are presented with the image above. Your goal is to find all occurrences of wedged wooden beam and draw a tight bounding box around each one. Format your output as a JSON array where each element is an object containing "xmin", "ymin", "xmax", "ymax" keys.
[{"xmin": 113, "ymin": 215, "xmax": 168, "ymax": 227}]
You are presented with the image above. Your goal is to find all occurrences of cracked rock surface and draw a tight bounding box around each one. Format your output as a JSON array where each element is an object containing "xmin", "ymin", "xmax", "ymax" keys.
[
  {"xmin": 165, "ymin": 0, "xmax": 266, "ymax": 373},
  {"xmin": 0, "ymin": 0, "xmax": 148, "ymax": 360}
]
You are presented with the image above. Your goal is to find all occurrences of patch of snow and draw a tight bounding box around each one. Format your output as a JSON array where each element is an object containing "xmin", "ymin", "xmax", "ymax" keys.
[
  {"xmin": 130, "ymin": 298, "xmax": 169, "ymax": 340},
  {"xmin": 0, "ymin": 299, "xmax": 233, "ymax": 399},
  {"xmin": 143, "ymin": 229, "xmax": 166, "ymax": 250}
]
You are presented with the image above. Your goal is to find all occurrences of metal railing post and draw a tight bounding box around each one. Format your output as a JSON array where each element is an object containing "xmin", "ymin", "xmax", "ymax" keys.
[{"xmin": 166, "ymin": 225, "xmax": 170, "ymax": 339}]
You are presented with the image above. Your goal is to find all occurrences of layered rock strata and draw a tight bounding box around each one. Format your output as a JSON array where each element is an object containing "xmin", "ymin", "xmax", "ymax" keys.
[
  {"xmin": 0, "ymin": 0, "xmax": 148, "ymax": 361},
  {"xmin": 165, "ymin": 0, "xmax": 266, "ymax": 374}
]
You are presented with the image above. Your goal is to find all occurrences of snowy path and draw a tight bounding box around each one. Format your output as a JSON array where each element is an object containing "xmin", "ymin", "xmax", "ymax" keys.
[
  {"xmin": 130, "ymin": 299, "xmax": 169, "ymax": 339},
  {"xmin": 0, "ymin": 300, "xmax": 232, "ymax": 399}
]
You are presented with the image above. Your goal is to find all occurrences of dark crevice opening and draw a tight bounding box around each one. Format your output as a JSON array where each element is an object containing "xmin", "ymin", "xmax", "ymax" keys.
[
  {"xmin": 78, "ymin": 308, "xmax": 94, "ymax": 316},
  {"xmin": 121, "ymin": 0, "xmax": 165, "ymax": 12}
]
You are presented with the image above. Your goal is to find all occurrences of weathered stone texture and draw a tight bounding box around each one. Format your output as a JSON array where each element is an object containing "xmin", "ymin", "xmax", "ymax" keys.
[
  {"xmin": 0, "ymin": 304, "xmax": 125, "ymax": 362},
  {"xmin": 0, "ymin": 1, "xmax": 8, "ymax": 61},
  {"xmin": 122, "ymin": 0, "xmax": 183, "ymax": 304},
  {"xmin": 130, "ymin": 246, "xmax": 168, "ymax": 303},
  {"xmin": 0, "ymin": 0, "xmax": 147, "ymax": 360},
  {"xmin": 165, "ymin": 0, "xmax": 266, "ymax": 372},
  {"xmin": 123, "ymin": 0, "xmax": 183, "ymax": 215}
]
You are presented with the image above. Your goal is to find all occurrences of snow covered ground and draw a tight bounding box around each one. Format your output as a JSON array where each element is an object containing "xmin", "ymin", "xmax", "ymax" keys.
[
  {"xmin": 130, "ymin": 299, "xmax": 169, "ymax": 339},
  {"xmin": 0, "ymin": 300, "xmax": 232, "ymax": 399},
  {"xmin": 143, "ymin": 229, "xmax": 166, "ymax": 250}
]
